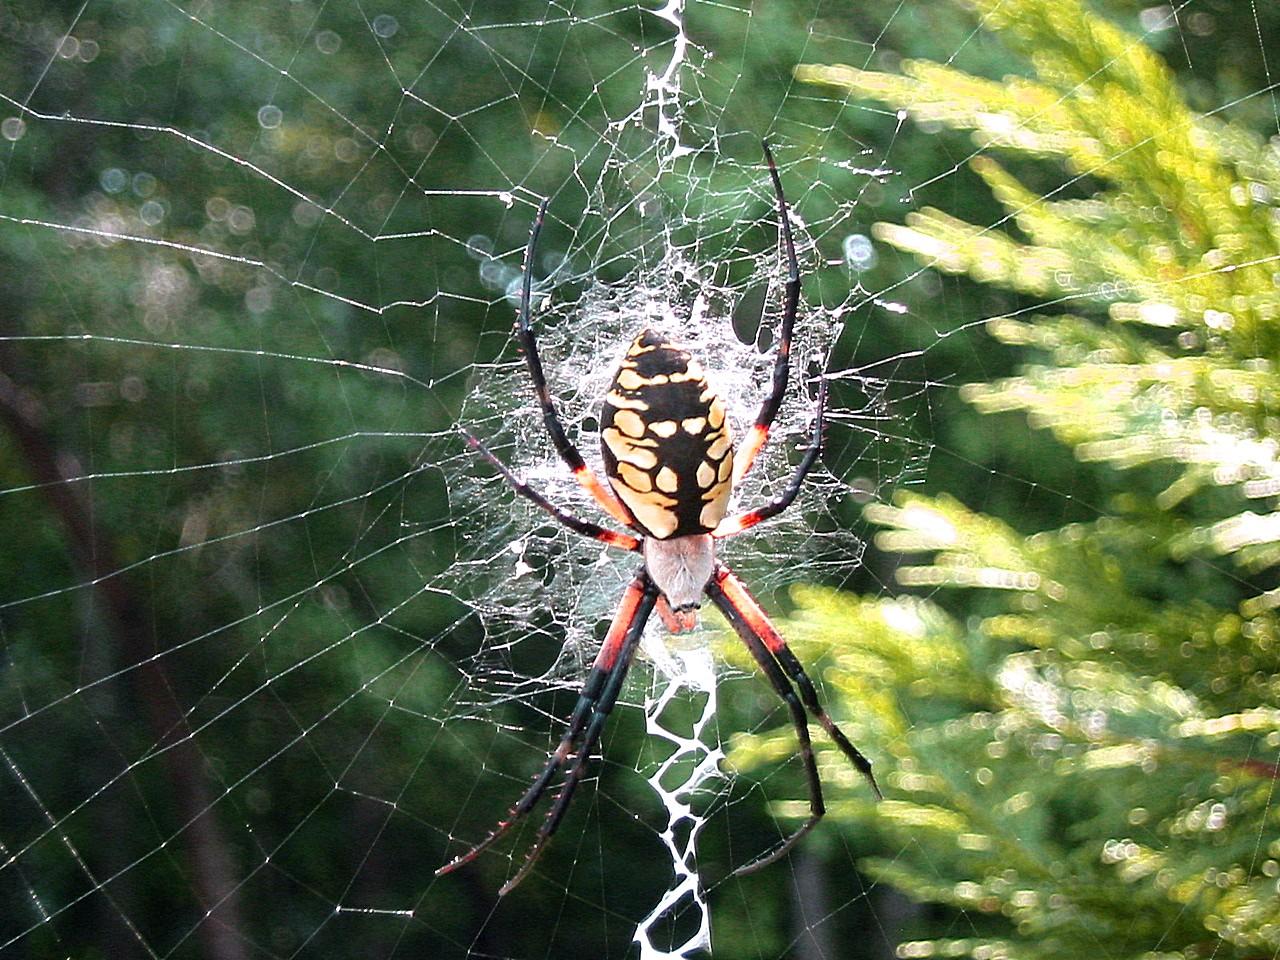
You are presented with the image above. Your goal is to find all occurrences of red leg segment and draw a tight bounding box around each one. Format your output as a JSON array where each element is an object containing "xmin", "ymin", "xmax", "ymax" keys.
[
  {"xmin": 437, "ymin": 572, "xmax": 658, "ymax": 894},
  {"xmin": 705, "ymin": 564, "xmax": 880, "ymax": 874}
]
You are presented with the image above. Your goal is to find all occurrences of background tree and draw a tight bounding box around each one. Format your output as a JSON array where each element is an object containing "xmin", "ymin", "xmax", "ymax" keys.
[{"xmin": 730, "ymin": 1, "xmax": 1280, "ymax": 956}]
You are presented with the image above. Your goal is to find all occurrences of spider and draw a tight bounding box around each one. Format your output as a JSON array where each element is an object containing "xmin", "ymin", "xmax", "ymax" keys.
[{"xmin": 438, "ymin": 143, "xmax": 881, "ymax": 896}]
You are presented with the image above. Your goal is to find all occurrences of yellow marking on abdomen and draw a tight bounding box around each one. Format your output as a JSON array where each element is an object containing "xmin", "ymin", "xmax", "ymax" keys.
[
  {"xmin": 627, "ymin": 336, "xmax": 659, "ymax": 354},
  {"xmin": 616, "ymin": 368, "xmax": 646, "ymax": 390},
  {"xmin": 613, "ymin": 409, "xmax": 647, "ymax": 438},
  {"xmin": 612, "ymin": 484, "xmax": 678, "ymax": 538},
  {"xmin": 606, "ymin": 392, "xmax": 649, "ymax": 411},
  {"xmin": 602, "ymin": 428, "xmax": 657, "ymax": 465},
  {"xmin": 699, "ymin": 489, "xmax": 730, "ymax": 529},
  {"xmin": 616, "ymin": 447, "xmax": 657, "ymax": 469},
  {"xmin": 666, "ymin": 365, "xmax": 705, "ymax": 383},
  {"xmin": 617, "ymin": 462, "xmax": 653, "ymax": 492}
]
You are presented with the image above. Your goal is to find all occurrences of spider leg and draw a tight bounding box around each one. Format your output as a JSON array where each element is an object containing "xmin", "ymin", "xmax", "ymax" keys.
[
  {"xmin": 713, "ymin": 376, "xmax": 826, "ymax": 538},
  {"xmin": 436, "ymin": 571, "xmax": 658, "ymax": 894},
  {"xmin": 499, "ymin": 576, "xmax": 655, "ymax": 894},
  {"xmin": 713, "ymin": 565, "xmax": 881, "ymax": 797},
  {"xmin": 461, "ymin": 430, "xmax": 640, "ymax": 551},
  {"xmin": 705, "ymin": 570, "xmax": 823, "ymax": 874},
  {"xmin": 733, "ymin": 141, "xmax": 802, "ymax": 487},
  {"xmin": 517, "ymin": 200, "xmax": 634, "ymax": 528},
  {"xmin": 705, "ymin": 564, "xmax": 880, "ymax": 876}
]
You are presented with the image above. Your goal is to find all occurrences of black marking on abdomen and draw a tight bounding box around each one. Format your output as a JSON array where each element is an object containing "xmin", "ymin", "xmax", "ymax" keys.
[{"xmin": 600, "ymin": 329, "xmax": 734, "ymax": 539}]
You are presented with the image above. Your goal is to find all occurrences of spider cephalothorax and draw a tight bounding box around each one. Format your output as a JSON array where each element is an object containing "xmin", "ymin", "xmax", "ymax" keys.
[{"xmin": 440, "ymin": 143, "xmax": 880, "ymax": 896}]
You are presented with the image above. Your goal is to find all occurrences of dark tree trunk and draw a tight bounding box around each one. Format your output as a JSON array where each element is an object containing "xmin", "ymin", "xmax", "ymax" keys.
[{"xmin": 0, "ymin": 362, "xmax": 250, "ymax": 960}]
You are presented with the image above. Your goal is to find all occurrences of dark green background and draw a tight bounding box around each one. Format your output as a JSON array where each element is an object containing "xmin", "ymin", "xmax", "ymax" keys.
[{"xmin": 1, "ymin": 1, "xmax": 1275, "ymax": 957}]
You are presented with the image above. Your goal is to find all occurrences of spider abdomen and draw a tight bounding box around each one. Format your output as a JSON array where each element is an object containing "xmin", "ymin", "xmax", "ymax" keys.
[{"xmin": 600, "ymin": 329, "xmax": 734, "ymax": 539}]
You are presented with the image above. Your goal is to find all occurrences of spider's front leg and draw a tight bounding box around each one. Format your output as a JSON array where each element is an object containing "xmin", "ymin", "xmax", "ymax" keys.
[
  {"xmin": 733, "ymin": 141, "xmax": 803, "ymax": 485},
  {"xmin": 461, "ymin": 430, "xmax": 640, "ymax": 551},
  {"xmin": 706, "ymin": 564, "xmax": 880, "ymax": 875},
  {"xmin": 436, "ymin": 571, "xmax": 658, "ymax": 895},
  {"xmin": 515, "ymin": 199, "xmax": 634, "ymax": 528}
]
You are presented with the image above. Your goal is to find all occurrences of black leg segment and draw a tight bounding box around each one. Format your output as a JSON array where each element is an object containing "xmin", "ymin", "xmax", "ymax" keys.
[{"xmin": 436, "ymin": 571, "xmax": 658, "ymax": 894}]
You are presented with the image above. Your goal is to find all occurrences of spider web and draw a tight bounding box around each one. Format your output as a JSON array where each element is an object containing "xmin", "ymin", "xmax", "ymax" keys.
[{"xmin": 0, "ymin": 0, "xmax": 1276, "ymax": 958}]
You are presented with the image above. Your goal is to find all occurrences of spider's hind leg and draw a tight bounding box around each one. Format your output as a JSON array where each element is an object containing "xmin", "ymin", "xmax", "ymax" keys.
[
  {"xmin": 713, "ymin": 564, "xmax": 880, "ymax": 797},
  {"xmin": 705, "ymin": 563, "xmax": 880, "ymax": 875},
  {"xmin": 436, "ymin": 572, "xmax": 658, "ymax": 894}
]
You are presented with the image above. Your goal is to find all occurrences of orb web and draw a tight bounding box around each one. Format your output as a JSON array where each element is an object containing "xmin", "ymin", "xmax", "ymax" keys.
[{"xmin": 2, "ymin": 0, "xmax": 1270, "ymax": 957}]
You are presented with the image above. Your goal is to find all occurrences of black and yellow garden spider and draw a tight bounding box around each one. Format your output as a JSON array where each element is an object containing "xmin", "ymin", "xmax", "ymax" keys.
[{"xmin": 439, "ymin": 144, "xmax": 880, "ymax": 895}]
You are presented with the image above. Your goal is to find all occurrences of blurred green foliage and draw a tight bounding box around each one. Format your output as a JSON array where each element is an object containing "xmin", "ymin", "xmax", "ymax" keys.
[{"xmin": 729, "ymin": 0, "xmax": 1280, "ymax": 956}]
